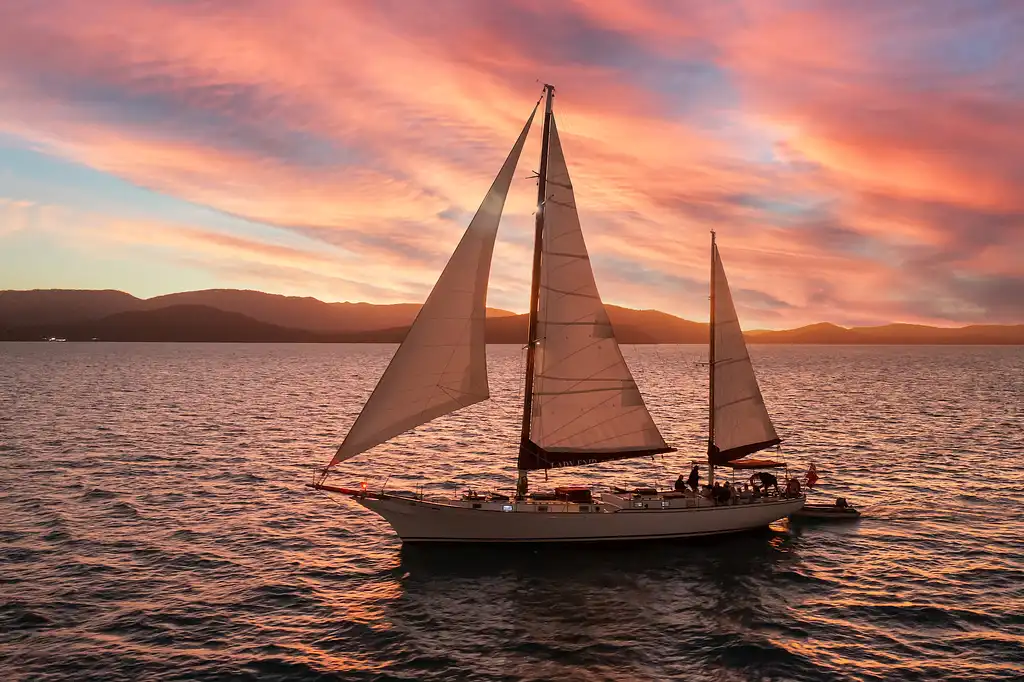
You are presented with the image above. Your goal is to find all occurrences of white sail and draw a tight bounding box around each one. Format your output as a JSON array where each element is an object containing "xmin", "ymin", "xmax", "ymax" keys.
[
  {"xmin": 525, "ymin": 117, "xmax": 670, "ymax": 465},
  {"xmin": 711, "ymin": 244, "xmax": 780, "ymax": 461},
  {"xmin": 328, "ymin": 109, "xmax": 536, "ymax": 466}
]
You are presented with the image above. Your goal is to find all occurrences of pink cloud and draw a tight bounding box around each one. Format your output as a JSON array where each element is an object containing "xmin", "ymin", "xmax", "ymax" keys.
[{"xmin": 0, "ymin": 0, "xmax": 1021, "ymax": 326}]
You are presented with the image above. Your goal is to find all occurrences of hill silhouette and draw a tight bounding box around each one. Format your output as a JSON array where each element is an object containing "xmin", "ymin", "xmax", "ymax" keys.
[
  {"xmin": 745, "ymin": 323, "xmax": 860, "ymax": 344},
  {"xmin": 1, "ymin": 288, "xmax": 1022, "ymax": 344},
  {"xmin": 747, "ymin": 322, "xmax": 1024, "ymax": 344},
  {"xmin": 3, "ymin": 305, "xmax": 671, "ymax": 344},
  {"xmin": 0, "ymin": 288, "xmax": 516, "ymax": 335},
  {"xmin": 0, "ymin": 289, "xmax": 142, "ymax": 326},
  {"xmin": 143, "ymin": 289, "xmax": 515, "ymax": 333},
  {"xmin": 16, "ymin": 305, "xmax": 324, "ymax": 343}
]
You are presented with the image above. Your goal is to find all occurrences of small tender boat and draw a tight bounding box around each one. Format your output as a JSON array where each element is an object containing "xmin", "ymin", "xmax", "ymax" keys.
[{"xmin": 790, "ymin": 498, "xmax": 860, "ymax": 521}]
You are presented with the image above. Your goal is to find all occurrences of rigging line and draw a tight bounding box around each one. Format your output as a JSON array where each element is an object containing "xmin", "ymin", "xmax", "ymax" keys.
[
  {"xmin": 314, "ymin": 487, "xmax": 354, "ymax": 512},
  {"xmin": 631, "ymin": 344, "xmax": 647, "ymax": 395},
  {"xmin": 652, "ymin": 452, "xmax": 667, "ymax": 490},
  {"xmin": 539, "ymin": 252, "xmax": 593, "ymax": 281},
  {"xmin": 538, "ymin": 321, "xmax": 619, "ymax": 368},
  {"xmin": 494, "ymin": 346, "xmax": 526, "ymax": 424},
  {"xmin": 536, "ymin": 357, "xmax": 635, "ymax": 398},
  {"xmin": 536, "ymin": 372, "xmax": 649, "ymax": 437},
  {"xmin": 506, "ymin": 344, "xmax": 529, "ymax": 456},
  {"xmin": 534, "ymin": 374, "xmax": 635, "ymax": 384},
  {"xmin": 534, "ymin": 321, "xmax": 614, "ymax": 367},
  {"xmin": 546, "ymin": 198, "xmax": 576, "ymax": 209}
]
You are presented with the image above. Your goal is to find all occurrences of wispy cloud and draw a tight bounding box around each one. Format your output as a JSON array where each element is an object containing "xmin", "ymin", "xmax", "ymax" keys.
[{"xmin": 0, "ymin": 0, "xmax": 1021, "ymax": 325}]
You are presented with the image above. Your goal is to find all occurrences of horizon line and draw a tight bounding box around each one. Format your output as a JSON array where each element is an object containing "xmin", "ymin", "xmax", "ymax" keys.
[{"xmin": 2, "ymin": 286, "xmax": 1022, "ymax": 332}]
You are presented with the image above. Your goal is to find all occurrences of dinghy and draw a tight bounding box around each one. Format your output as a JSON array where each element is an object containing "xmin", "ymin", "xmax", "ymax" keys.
[{"xmin": 791, "ymin": 498, "xmax": 861, "ymax": 521}]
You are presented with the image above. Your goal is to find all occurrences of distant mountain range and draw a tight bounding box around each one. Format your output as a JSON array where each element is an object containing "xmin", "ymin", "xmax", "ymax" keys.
[{"xmin": 1, "ymin": 289, "xmax": 1022, "ymax": 344}]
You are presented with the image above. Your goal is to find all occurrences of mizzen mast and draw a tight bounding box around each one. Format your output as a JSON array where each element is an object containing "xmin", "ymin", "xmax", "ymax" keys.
[
  {"xmin": 517, "ymin": 83, "xmax": 555, "ymax": 498},
  {"xmin": 708, "ymin": 230, "xmax": 717, "ymax": 486}
]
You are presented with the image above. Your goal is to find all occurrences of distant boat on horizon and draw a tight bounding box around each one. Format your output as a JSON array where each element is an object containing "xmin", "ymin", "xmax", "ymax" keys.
[{"xmin": 310, "ymin": 85, "xmax": 805, "ymax": 543}]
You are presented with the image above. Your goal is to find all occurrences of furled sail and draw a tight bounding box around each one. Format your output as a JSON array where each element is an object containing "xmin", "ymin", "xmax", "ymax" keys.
[
  {"xmin": 328, "ymin": 107, "xmax": 537, "ymax": 467},
  {"xmin": 708, "ymin": 244, "xmax": 780, "ymax": 465},
  {"xmin": 518, "ymin": 116, "xmax": 673, "ymax": 470}
]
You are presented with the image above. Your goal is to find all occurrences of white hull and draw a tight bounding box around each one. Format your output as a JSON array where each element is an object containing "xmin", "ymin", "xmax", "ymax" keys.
[{"xmin": 348, "ymin": 492, "xmax": 805, "ymax": 544}]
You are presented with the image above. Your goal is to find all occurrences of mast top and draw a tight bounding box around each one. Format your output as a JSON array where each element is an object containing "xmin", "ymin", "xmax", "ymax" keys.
[{"xmin": 540, "ymin": 84, "xmax": 555, "ymax": 111}]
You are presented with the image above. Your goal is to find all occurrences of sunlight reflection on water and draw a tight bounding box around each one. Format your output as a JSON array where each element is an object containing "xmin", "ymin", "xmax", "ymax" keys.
[{"xmin": 1, "ymin": 342, "xmax": 1022, "ymax": 681}]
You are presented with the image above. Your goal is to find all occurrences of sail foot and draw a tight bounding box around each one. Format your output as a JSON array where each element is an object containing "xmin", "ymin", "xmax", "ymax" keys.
[
  {"xmin": 708, "ymin": 438, "xmax": 782, "ymax": 466},
  {"xmin": 518, "ymin": 439, "xmax": 676, "ymax": 471}
]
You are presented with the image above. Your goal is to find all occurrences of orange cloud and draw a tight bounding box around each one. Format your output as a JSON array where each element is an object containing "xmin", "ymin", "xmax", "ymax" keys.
[{"xmin": 0, "ymin": 0, "xmax": 1021, "ymax": 325}]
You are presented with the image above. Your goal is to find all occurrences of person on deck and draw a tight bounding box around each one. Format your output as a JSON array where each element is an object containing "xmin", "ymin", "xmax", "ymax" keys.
[
  {"xmin": 753, "ymin": 471, "xmax": 780, "ymax": 495},
  {"xmin": 674, "ymin": 474, "xmax": 687, "ymax": 492},
  {"xmin": 687, "ymin": 465, "xmax": 699, "ymax": 492},
  {"xmin": 785, "ymin": 478, "xmax": 801, "ymax": 498}
]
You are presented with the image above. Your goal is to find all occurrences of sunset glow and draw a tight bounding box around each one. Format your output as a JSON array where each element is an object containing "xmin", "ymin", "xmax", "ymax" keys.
[{"xmin": 1, "ymin": 0, "xmax": 1021, "ymax": 327}]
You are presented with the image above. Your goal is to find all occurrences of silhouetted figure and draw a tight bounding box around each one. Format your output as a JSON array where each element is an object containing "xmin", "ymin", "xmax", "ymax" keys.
[
  {"xmin": 687, "ymin": 465, "xmax": 699, "ymax": 492},
  {"xmin": 713, "ymin": 481, "xmax": 734, "ymax": 505},
  {"xmin": 751, "ymin": 471, "xmax": 780, "ymax": 495},
  {"xmin": 785, "ymin": 478, "xmax": 801, "ymax": 498},
  {"xmin": 674, "ymin": 475, "xmax": 686, "ymax": 492}
]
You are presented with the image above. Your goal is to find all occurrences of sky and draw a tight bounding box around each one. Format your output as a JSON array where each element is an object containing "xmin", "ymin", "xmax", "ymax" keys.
[{"xmin": 0, "ymin": 0, "xmax": 1022, "ymax": 328}]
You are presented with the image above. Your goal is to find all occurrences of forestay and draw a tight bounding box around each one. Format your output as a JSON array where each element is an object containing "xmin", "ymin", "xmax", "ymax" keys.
[
  {"xmin": 518, "ymin": 116, "xmax": 672, "ymax": 470},
  {"xmin": 328, "ymin": 107, "xmax": 537, "ymax": 466},
  {"xmin": 709, "ymin": 244, "xmax": 780, "ymax": 464}
]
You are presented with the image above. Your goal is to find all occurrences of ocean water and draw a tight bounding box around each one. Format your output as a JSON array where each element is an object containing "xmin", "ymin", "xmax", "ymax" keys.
[{"xmin": 1, "ymin": 342, "xmax": 1022, "ymax": 682}]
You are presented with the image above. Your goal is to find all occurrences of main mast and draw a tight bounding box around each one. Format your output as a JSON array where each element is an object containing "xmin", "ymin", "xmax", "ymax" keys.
[
  {"xmin": 708, "ymin": 230, "xmax": 717, "ymax": 486},
  {"xmin": 517, "ymin": 83, "xmax": 555, "ymax": 498}
]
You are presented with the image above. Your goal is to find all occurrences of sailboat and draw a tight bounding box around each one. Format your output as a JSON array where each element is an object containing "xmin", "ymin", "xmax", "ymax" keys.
[{"xmin": 310, "ymin": 86, "xmax": 804, "ymax": 542}]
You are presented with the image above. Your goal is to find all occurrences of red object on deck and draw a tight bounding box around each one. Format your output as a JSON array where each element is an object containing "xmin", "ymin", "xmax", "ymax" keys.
[
  {"xmin": 725, "ymin": 458, "xmax": 784, "ymax": 469},
  {"xmin": 554, "ymin": 486, "xmax": 593, "ymax": 503}
]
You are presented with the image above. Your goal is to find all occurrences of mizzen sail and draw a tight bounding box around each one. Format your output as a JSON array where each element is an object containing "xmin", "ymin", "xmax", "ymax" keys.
[
  {"xmin": 518, "ymin": 116, "xmax": 672, "ymax": 470},
  {"xmin": 708, "ymin": 243, "xmax": 780, "ymax": 465},
  {"xmin": 328, "ymin": 107, "xmax": 537, "ymax": 467}
]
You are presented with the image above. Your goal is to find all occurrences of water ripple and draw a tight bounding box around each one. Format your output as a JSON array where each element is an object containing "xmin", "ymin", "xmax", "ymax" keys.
[{"xmin": 1, "ymin": 342, "xmax": 1022, "ymax": 681}]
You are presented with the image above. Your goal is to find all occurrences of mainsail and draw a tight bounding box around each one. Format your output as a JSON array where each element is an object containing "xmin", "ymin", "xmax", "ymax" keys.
[
  {"xmin": 327, "ymin": 107, "xmax": 537, "ymax": 467},
  {"xmin": 518, "ymin": 116, "xmax": 673, "ymax": 470},
  {"xmin": 708, "ymin": 241, "xmax": 780, "ymax": 465}
]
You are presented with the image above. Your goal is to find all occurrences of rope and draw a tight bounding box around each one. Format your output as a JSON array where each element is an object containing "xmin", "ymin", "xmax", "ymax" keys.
[{"xmin": 313, "ymin": 487, "xmax": 352, "ymax": 512}]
